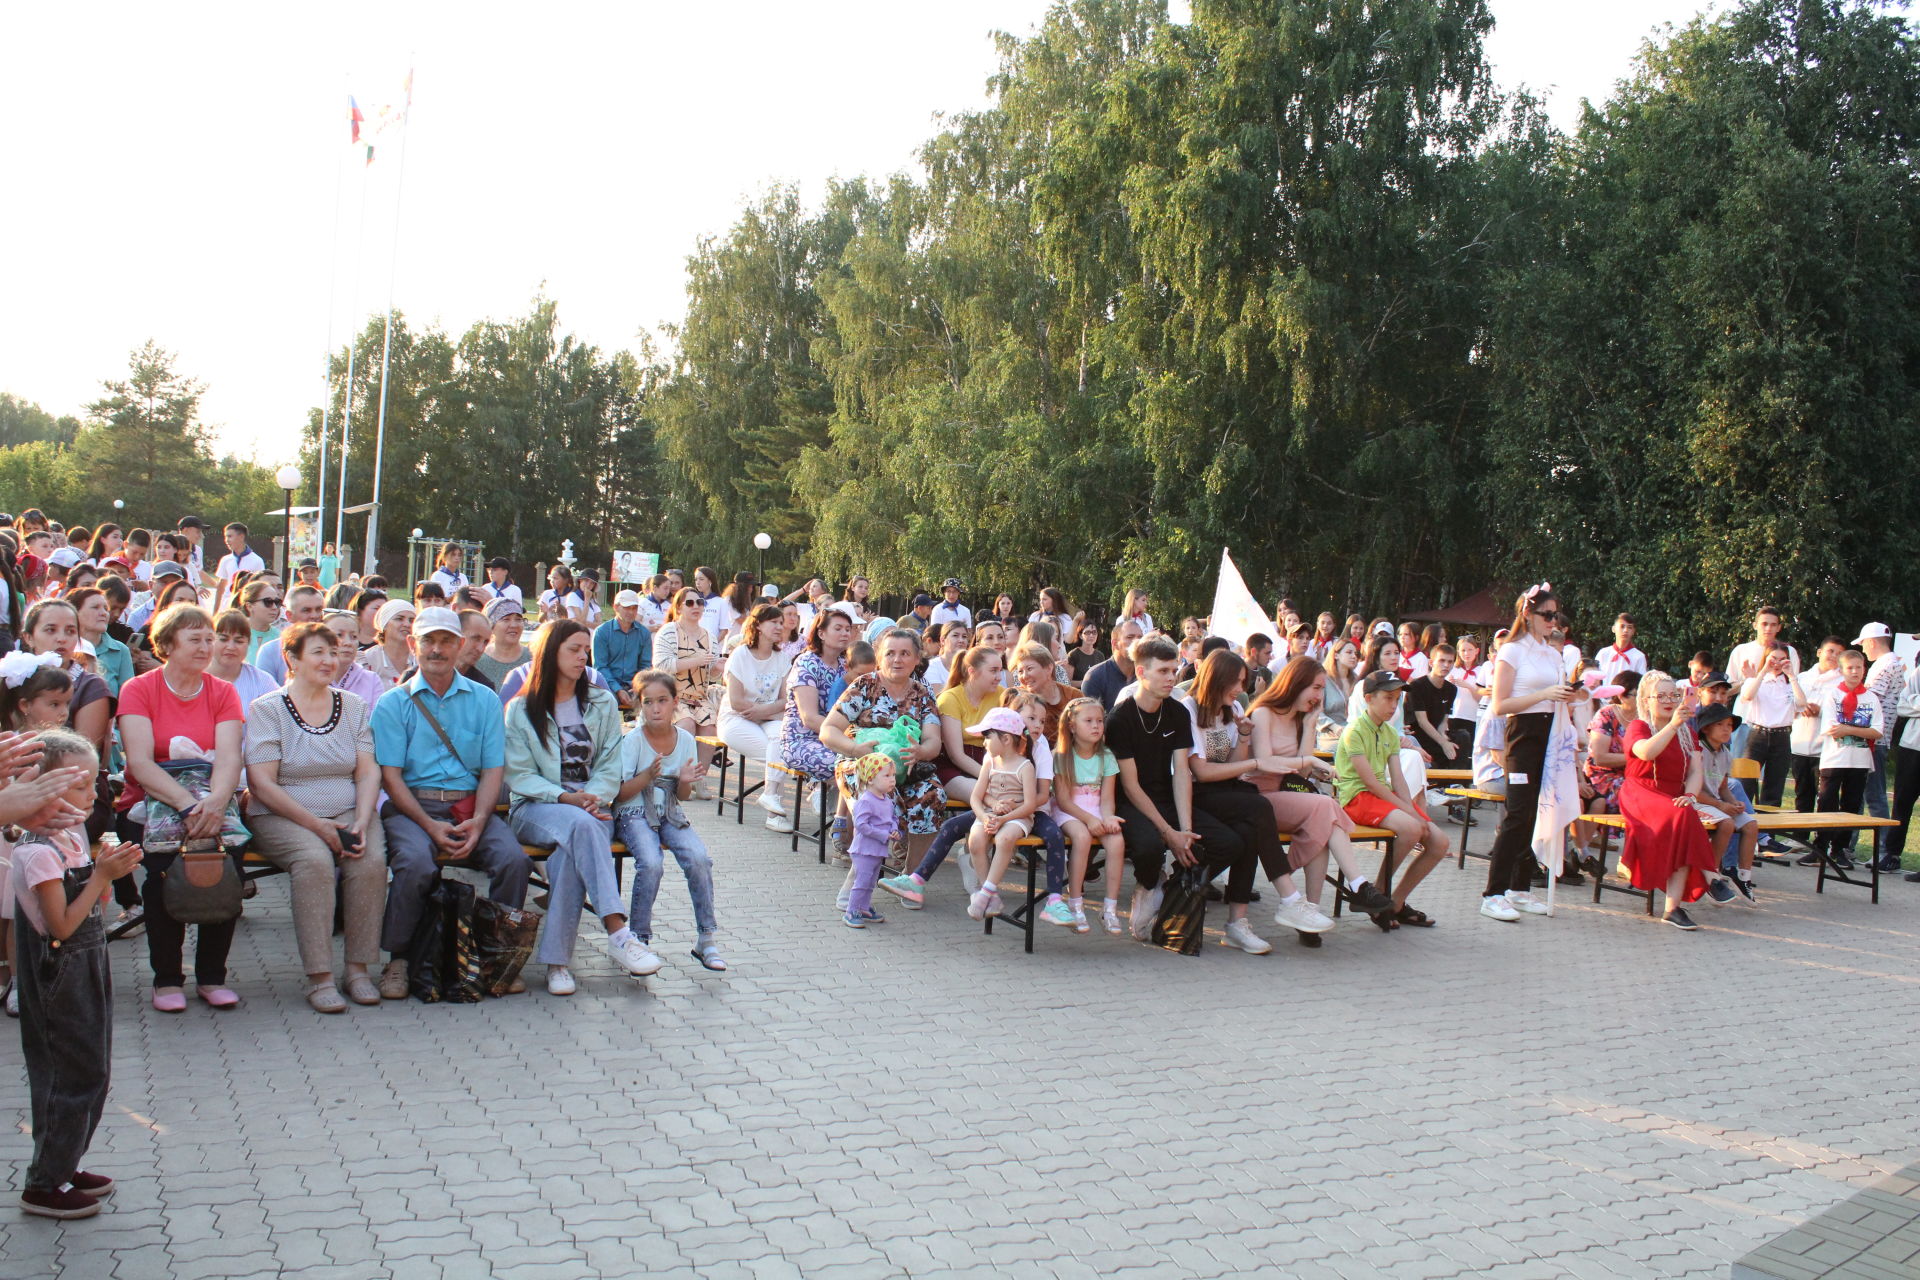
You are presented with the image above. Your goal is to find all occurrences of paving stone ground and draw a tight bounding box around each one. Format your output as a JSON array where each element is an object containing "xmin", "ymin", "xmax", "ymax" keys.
[{"xmin": 4, "ymin": 809, "xmax": 1919, "ymax": 1279}]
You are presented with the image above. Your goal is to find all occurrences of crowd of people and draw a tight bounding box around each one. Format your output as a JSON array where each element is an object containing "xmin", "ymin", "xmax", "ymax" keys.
[{"xmin": 0, "ymin": 504, "xmax": 1914, "ymax": 1220}]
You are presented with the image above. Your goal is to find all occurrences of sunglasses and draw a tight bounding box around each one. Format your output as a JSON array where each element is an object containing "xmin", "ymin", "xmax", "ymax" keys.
[
  {"xmin": 1532, "ymin": 609, "xmax": 1561, "ymax": 622},
  {"xmin": 257, "ymin": 597, "xmax": 283, "ymax": 608}
]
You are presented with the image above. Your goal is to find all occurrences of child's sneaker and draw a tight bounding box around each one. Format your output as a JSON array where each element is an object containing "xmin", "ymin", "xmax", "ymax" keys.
[
  {"xmin": 829, "ymin": 814, "xmax": 851, "ymax": 853},
  {"xmin": 878, "ymin": 874, "xmax": 925, "ymax": 908},
  {"xmin": 1070, "ymin": 905, "xmax": 1090, "ymax": 933},
  {"xmin": 860, "ymin": 908, "xmax": 887, "ymax": 925},
  {"xmin": 1041, "ymin": 899, "xmax": 1076, "ymax": 928},
  {"xmin": 842, "ymin": 911, "xmax": 866, "ymax": 929},
  {"xmin": 967, "ymin": 887, "xmax": 995, "ymax": 921},
  {"xmin": 1101, "ymin": 905, "xmax": 1123, "ymax": 934}
]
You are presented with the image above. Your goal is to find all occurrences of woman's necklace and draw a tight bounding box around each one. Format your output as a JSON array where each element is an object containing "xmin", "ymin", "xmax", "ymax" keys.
[{"xmin": 163, "ymin": 668, "xmax": 204, "ymax": 700}]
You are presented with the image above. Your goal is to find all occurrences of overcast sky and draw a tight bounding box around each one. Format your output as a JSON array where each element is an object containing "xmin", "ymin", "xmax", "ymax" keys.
[{"xmin": 3, "ymin": 1, "xmax": 1728, "ymax": 470}]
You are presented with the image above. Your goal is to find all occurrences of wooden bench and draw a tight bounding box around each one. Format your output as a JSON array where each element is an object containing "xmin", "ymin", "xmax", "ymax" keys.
[
  {"xmin": 1443, "ymin": 786, "xmax": 1504, "ymax": 865},
  {"xmin": 1583, "ymin": 809, "xmax": 1901, "ymax": 909}
]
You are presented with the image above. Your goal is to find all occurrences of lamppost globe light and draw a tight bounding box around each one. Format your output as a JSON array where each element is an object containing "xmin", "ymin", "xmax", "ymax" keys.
[
  {"xmin": 112, "ymin": 499, "xmax": 124, "ymax": 510},
  {"xmin": 411, "ymin": 528, "xmax": 423, "ymax": 539},
  {"xmin": 275, "ymin": 464, "xmax": 303, "ymax": 490},
  {"xmin": 753, "ymin": 532, "xmax": 771, "ymax": 550}
]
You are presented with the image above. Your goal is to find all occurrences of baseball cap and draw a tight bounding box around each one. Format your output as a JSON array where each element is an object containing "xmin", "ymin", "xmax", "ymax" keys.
[
  {"xmin": 1361, "ymin": 670, "xmax": 1405, "ymax": 696},
  {"xmin": 75, "ymin": 638, "xmax": 97, "ymax": 658},
  {"xmin": 912, "ymin": 593, "xmax": 934, "ymax": 607},
  {"xmin": 966, "ymin": 707, "xmax": 1028, "ymax": 737},
  {"xmin": 1855, "ymin": 622, "xmax": 1893, "ymax": 645},
  {"xmin": 47, "ymin": 547, "xmax": 83, "ymax": 569},
  {"xmin": 297, "ymin": 558, "xmax": 319, "ymax": 569},
  {"xmin": 1371, "ymin": 621, "xmax": 1395, "ymax": 639},
  {"xmin": 1700, "ymin": 671, "xmax": 1732, "ymax": 689},
  {"xmin": 614, "ymin": 589, "xmax": 642, "ymax": 607},
  {"xmin": 411, "ymin": 606, "xmax": 463, "ymax": 639},
  {"xmin": 826, "ymin": 601, "xmax": 864, "ymax": 622},
  {"xmin": 176, "ymin": 516, "xmax": 206, "ymax": 530},
  {"xmin": 152, "ymin": 560, "xmax": 186, "ymax": 580},
  {"xmin": 485, "ymin": 556, "xmax": 511, "ymax": 571}
]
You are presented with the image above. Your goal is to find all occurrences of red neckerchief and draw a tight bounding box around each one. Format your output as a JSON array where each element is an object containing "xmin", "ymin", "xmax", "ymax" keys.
[{"xmin": 1839, "ymin": 680, "xmax": 1867, "ymax": 721}]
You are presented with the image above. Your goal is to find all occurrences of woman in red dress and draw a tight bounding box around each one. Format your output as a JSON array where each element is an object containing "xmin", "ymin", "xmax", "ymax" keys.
[{"xmin": 1618, "ymin": 671, "xmax": 1718, "ymax": 929}]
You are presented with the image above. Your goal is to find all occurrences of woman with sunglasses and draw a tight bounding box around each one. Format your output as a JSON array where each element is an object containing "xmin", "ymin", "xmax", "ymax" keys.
[
  {"xmin": 652, "ymin": 587, "xmax": 722, "ymax": 796},
  {"xmin": 1478, "ymin": 584, "xmax": 1581, "ymax": 922}
]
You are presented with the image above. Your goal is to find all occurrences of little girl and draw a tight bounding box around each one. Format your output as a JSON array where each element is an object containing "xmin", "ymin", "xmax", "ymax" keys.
[
  {"xmin": 0, "ymin": 658, "xmax": 72, "ymax": 1015},
  {"xmin": 964, "ymin": 707, "xmax": 1040, "ymax": 921},
  {"xmin": 843, "ymin": 753, "xmax": 896, "ymax": 928},
  {"xmin": 11, "ymin": 730, "xmax": 141, "ymax": 1218},
  {"xmin": 1053, "ymin": 696, "xmax": 1126, "ymax": 934}
]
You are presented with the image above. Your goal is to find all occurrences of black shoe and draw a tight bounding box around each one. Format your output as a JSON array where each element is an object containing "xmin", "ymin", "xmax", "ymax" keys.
[
  {"xmin": 1248, "ymin": 889, "xmax": 1262, "ymax": 903},
  {"xmin": 1703, "ymin": 877, "xmax": 1737, "ymax": 906},
  {"xmin": 1873, "ymin": 855, "xmax": 1902, "ymax": 874},
  {"xmin": 1832, "ymin": 852, "xmax": 1856, "ymax": 872},
  {"xmin": 1907, "ymin": 870, "xmax": 1920, "ymax": 883},
  {"xmin": 1796, "ymin": 851, "xmax": 1823, "ymax": 867},
  {"xmin": 1296, "ymin": 930, "xmax": 1322, "ymax": 948},
  {"xmin": 1446, "ymin": 803, "xmax": 1468, "ymax": 824},
  {"xmin": 1664, "ymin": 907, "xmax": 1699, "ymax": 931},
  {"xmin": 1559, "ymin": 868, "xmax": 1586, "ymax": 886},
  {"xmin": 1348, "ymin": 881, "xmax": 1394, "ymax": 915},
  {"xmin": 1730, "ymin": 876, "xmax": 1757, "ymax": 905},
  {"xmin": 1580, "ymin": 853, "xmax": 1606, "ymax": 878}
]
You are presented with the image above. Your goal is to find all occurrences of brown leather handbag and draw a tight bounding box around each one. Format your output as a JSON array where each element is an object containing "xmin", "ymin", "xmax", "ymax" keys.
[{"xmin": 161, "ymin": 838, "xmax": 243, "ymax": 925}]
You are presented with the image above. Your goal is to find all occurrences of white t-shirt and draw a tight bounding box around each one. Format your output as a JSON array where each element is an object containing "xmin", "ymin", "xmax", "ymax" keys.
[
  {"xmin": 1817, "ymin": 683, "xmax": 1883, "ymax": 771},
  {"xmin": 720, "ymin": 646, "xmax": 793, "ymax": 725},
  {"xmin": 1446, "ymin": 666, "xmax": 1481, "ymax": 721},
  {"xmin": 487, "ymin": 579, "xmax": 524, "ymax": 607},
  {"xmin": 1728, "ymin": 640, "xmax": 1799, "ymax": 716},
  {"xmin": 1406, "ymin": 651, "xmax": 1430, "ymax": 681},
  {"xmin": 215, "ymin": 549, "xmax": 266, "ymax": 585},
  {"xmin": 1741, "ymin": 667, "xmax": 1800, "ymax": 729},
  {"xmin": 1497, "ymin": 634, "xmax": 1565, "ymax": 706},
  {"xmin": 1560, "ymin": 645, "xmax": 1584, "ymax": 678},
  {"xmin": 428, "ymin": 568, "xmax": 469, "ymax": 593},
  {"xmin": 538, "ymin": 589, "xmax": 587, "ymax": 622},
  {"xmin": 931, "ymin": 602, "xmax": 972, "ymax": 629},
  {"xmin": 635, "ymin": 594, "xmax": 669, "ymax": 631},
  {"xmin": 703, "ymin": 596, "xmax": 736, "ymax": 645},
  {"xmin": 1792, "ymin": 667, "xmax": 1842, "ymax": 756},
  {"xmin": 615, "ymin": 725, "xmax": 696, "ymax": 814},
  {"xmin": 1593, "ymin": 645, "xmax": 1648, "ymax": 684}
]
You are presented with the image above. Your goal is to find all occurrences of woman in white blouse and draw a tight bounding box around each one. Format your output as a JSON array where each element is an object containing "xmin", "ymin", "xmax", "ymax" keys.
[
  {"xmin": 1480, "ymin": 585, "xmax": 1580, "ymax": 922},
  {"xmin": 717, "ymin": 604, "xmax": 795, "ymax": 829}
]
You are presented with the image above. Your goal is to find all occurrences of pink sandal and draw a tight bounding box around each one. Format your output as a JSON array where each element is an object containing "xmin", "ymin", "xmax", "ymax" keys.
[{"xmin": 195, "ymin": 985, "xmax": 239, "ymax": 1009}]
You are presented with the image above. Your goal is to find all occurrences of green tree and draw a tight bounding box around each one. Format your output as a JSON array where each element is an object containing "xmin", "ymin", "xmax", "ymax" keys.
[
  {"xmin": 0, "ymin": 394, "xmax": 80, "ymax": 449},
  {"xmin": 73, "ymin": 340, "xmax": 213, "ymax": 520}
]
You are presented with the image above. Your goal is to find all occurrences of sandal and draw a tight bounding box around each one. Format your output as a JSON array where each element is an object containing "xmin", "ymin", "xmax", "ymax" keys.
[
  {"xmin": 306, "ymin": 982, "xmax": 347, "ymax": 1014},
  {"xmin": 1393, "ymin": 905, "xmax": 1436, "ymax": 928},
  {"xmin": 1368, "ymin": 909, "xmax": 1399, "ymax": 933},
  {"xmin": 690, "ymin": 942, "xmax": 728, "ymax": 972}
]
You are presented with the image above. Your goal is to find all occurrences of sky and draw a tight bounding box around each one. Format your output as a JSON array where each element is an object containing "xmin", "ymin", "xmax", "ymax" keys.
[{"xmin": 1, "ymin": 1, "xmax": 1724, "ymax": 469}]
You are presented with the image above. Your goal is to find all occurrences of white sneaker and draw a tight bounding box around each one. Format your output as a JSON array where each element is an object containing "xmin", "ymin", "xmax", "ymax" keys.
[
  {"xmin": 1480, "ymin": 894, "xmax": 1521, "ymax": 922},
  {"xmin": 546, "ymin": 966, "xmax": 578, "ymax": 996},
  {"xmin": 765, "ymin": 813, "xmax": 796, "ymax": 834},
  {"xmin": 1222, "ymin": 919, "xmax": 1273, "ymax": 954},
  {"xmin": 1504, "ymin": 891, "xmax": 1550, "ymax": 916},
  {"xmin": 756, "ymin": 789, "xmax": 788, "ymax": 817},
  {"xmin": 1273, "ymin": 897, "xmax": 1335, "ymax": 934},
  {"xmin": 1129, "ymin": 885, "xmax": 1163, "ymax": 940},
  {"xmin": 1425, "ymin": 789, "xmax": 1452, "ymax": 810},
  {"xmin": 611, "ymin": 935, "xmax": 662, "ymax": 977},
  {"xmin": 4, "ymin": 984, "xmax": 16, "ymax": 1017}
]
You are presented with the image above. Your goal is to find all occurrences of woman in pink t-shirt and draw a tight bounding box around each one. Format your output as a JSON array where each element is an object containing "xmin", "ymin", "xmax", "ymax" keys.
[{"xmin": 115, "ymin": 603, "xmax": 245, "ymax": 1013}]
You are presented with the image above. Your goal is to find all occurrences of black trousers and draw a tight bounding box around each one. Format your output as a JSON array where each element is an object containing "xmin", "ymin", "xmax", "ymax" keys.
[
  {"xmin": 1792, "ymin": 754, "xmax": 1821, "ymax": 840},
  {"xmin": 119, "ymin": 813, "xmax": 241, "ymax": 989},
  {"xmin": 1890, "ymin": 745, "xmax": 1920, "ymax": 866},
  {"xmin": 1815, "ymin": 767, "xmax": 1868, "ymax": 857},
  {"xmin": 1193, "ymin": 779, "xmax": 1288, "ymax": 885},
  {"xmin": 1117, "ymin": 797, "xmax": 1258, "ymax": 904},
  {"xmin": 16, "ymin": 867, "xmax": 112, "ymax": 1192},
  {"xmin": 1485, "ymin": 713, "xmax": 1553, "ymax": 896},
  {"xmin": 1742, "ymin": 725, "xmax": 1794, "ymax": 808},
  {"xmin": 1447, "ymin": 719, "xmax": 1476, "ymax": 766}
]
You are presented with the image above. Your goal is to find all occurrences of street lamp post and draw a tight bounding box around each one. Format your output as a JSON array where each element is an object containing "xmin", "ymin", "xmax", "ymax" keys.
[
  {"xmin": 753, "ymin": 531, "xmax": 771, "ymax": 589},
  {"xmin": 275, "ymin": 464, "xmax": 303, "ymax": 579}
]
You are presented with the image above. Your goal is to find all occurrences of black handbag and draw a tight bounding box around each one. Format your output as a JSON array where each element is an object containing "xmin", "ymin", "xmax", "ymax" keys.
[
  {"xmin": 1150, "ymin": 864, "xmax": 1210, "ymax": 956},
  {"xmin": 409, "ymin": 879, "xmax": 483, "ymax": 1003},
  {"xmin": 160, "ymin": 838, "xmax": 244, "ymax": 925}
]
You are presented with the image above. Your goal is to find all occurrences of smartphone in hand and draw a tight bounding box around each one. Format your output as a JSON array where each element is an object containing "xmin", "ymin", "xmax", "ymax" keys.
[{"xmin": 337, "ymin": 827, "xmax": 362, "ymax": 852}]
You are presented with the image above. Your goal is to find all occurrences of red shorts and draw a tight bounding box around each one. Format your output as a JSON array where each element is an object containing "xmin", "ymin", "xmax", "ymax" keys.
[{"xmin": 1343, "ymin": 793, "xmax": 1427, "ymax": 828}]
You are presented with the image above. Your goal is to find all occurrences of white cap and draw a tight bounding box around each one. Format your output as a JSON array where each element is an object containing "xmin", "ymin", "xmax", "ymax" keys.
[
  {"xmin": 75, "ymin": 638, "xmax": 97, "ymax": 658},
  {"xmin": 1854, "ymin": 622, "xmax": 1893, "ymax": 645},
  {"xmin": 411, "ymin": 606, "xmax": 463, "ymax": 639},
  {"xmin": 761, "ymin": 583, "xmax": 780, "ymax": 599},
  {"xmin": 48, "ymin": 547, "xmax": 83, "ymax": 569},
  {"xmin": 827, "ymin": 601, "xmax": 865, "ymax": 622},
  {"xmin": 614, "ymin": 589, "xmax": 642, "ymax": 608}
]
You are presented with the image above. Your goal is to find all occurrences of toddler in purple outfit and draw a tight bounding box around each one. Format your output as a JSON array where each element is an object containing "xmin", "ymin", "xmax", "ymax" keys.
[{"xmin": 843, "ymin": 753, "xmax": 898, "ymax": 928}]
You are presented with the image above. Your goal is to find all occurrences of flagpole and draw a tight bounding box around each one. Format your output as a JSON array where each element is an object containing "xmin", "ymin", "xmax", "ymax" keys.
[
  {"xmin": 363, "ymin": 66, "xmax": 412, "ymax": 578},
  {"xmin": 314, "ymin": 83, "xmax": 350, "ymax": 557},
  {"xmin": 335, "ymin": 130, "xmax": 371, "ymax": 557}
]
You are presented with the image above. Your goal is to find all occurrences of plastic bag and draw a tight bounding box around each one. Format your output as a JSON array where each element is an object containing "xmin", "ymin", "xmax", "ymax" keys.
[
  {"xmin": 851, "ymin": 717, "xmax": 921, "ymax": 787},
  {"xmin": 1150, "ymin": 865, "xmax": 1209, "ymax": 956},
  {"xmin": 141, "ymin": 760, "xmax": 251, "ymax": 854},
  {"xmin": 441, "ymin": 881, "xmax": 484, "ymax": 1004},
  {"xmin": 408, "ymin": 883, "xmax": 449, "ymax": 1003},
  {"xmin": 475, "ymin": 897, "xmax": 540, "ymax": 998}
]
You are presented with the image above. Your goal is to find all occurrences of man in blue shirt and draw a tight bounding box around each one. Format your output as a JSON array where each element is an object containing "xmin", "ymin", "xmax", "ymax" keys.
[
  {"xmin": 1082, "ymin": 618, "xmax": 1145, "ymax": 713},
  {"xmin": 371, "ymin": 607, "xmax": 531, "ymax": 997},
  {"xmin": 592, "ymin": 590, "xmax": 652, "ymax": 711}
]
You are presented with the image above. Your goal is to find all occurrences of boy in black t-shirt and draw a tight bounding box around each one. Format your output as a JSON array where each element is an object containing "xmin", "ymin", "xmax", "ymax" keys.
[{"xmin": 1406, "ymin": 642, "xmax": 1463, "ymax": 764}]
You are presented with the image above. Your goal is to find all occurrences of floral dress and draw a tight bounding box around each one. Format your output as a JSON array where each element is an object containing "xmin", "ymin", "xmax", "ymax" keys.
[
  {"xmin": 1584, "ymin": 704, "xmax": 1628, "ymax": 807},
  {"xmin": 830, "ymin": 673, "xmax": 946, "ymax": 834},
  {"xmin": 781, "ymin": 651, "xmax": 845, "ymax": 781}
]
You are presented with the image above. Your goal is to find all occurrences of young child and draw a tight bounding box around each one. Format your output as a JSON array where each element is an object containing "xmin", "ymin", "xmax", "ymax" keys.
[
  {"xmin": 1691, "ymin": 704, "xmax": 1759, "ymax": 905},
  {"xmin": 824, "ymin": 641, "xmax": 875, "ymax": 719},
  {"xmin": 843, "ymin": 752, "xmax": 896, "ymax": 928},
  {"xmin": 0, "ymin": 660, "xmax": 73, "ymax": 735},
  {"xmin": 964, "ymin": 707, "xmax": 1040, "ymax": 921},
  {"xmin": 1809, "ymin": 649, "xmax": 1883, "ymax": 872},
  {"xmin": 11, "ymin": 730, "xmax": 141, "ymax": 1218},
  {"xmin": 612, "ymin": 672, "xmax": 721, "ymax": 971},
  {"xmin": 1334, "ymin": 671, "xmax": 1451, "ymax": 928},
  {"xmin": 1053, "ymin": 696, "xmax": 1126, "ymax": 934}
]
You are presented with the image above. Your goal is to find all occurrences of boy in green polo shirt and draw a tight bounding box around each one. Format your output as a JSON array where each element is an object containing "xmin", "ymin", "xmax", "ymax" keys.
[{"xmin": 1333, "ymin": 671, "xmax": 1451, "ymax": 929}]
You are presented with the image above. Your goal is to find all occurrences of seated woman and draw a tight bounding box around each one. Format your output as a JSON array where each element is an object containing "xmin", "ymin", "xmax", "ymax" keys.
[
  {"xmin": 821, "ymin": 628, "xmax": 946, "ymax": 861},
  {"xmin": 614, "ymin": 671, "xmax": 723, "ymax": 971},
  {"xmin": 66, "ymin": 587, "xmax": 133, "ymax": 698},
  {"xmin": 1318, "ymin": 638, "xmax": 1360, "ymax": 743},
  {"xmin": 1579, "ymin": 672, "xmax": 1640, "ymax": 871},
  {"xmin": 357, "ymin": 599, "xmax": 415, "ymax": 689},
  {"xmin": 1066, "ymin": 622, "xmax": 1104, "ymax": 684},
  {"xmin": 652, "ymin": 587, "xmax": 723, "ymax": 796},
  {"xmin": 503, "ymin": 619, "xmax": 657, "ymax": 993},
  {"xmin": 922, "ymin": 622, "xmax": 970, "ymax": 690},
  {"xmin": 1619, "ymin": 672, "xmax": 1720, "ymax": 929},
  {"xmin": 244, "ymin": 622, "xmax": 388, "ymax": 1013},
  {"xmin": 349, "ymin": 588, "xmax": 387, "ymax": 654},
  {"xmin": 236, "ymin": 581, "xmax": 282, "ymax": 664},
  {"xmin": 210, "ymin": 609, "xmax": 280, "ymax": 711},
  {"xmin": 320, "ymin": 610, "xmax": 388, "ymax": 705},
  {"xmin": 1247, "ymin": 655, "xmax": 1396, "ymax": 944},
  {"xmin": 717, "ymin": 604, "xmax": 794, "ymax": 830},
  {"xmin": 473, "ymin": 596, "xmax": 531, "ymax": 687},
  {"xmin": 20, "ymin": 601, "xmax": 112, "ymax": 767},
  {"xmin": 115, "ymin": 603, "xmax": 248, "ymax": 1011},
  {"xmin": 934, "ymin": 645, "xmax": 1003, "ymax": 805},
  {"xmin": 776, "ymin": 607, "xmax": 856, "ymax": 823}
]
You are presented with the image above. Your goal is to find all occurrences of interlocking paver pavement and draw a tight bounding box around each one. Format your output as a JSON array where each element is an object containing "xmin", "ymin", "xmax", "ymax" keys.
[{"xmin": 4, "ymin": 812, "xmax": 1920, "ymax": 1278}]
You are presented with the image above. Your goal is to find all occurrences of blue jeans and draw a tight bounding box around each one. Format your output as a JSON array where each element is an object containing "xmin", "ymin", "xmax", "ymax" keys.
[
  {"xmin": 913, "ymin": 810, "xmax": 1068, "ymax": 896},
  {"xmin": 613, "ymin": 810, "xmax": 716, "ymax": 941},
  {"xmin": 510, "ymin": 801, "xmax": 624, "ymax": 966}
]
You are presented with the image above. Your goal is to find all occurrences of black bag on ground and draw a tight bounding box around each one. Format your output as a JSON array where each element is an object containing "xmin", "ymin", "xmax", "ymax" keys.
[
  {"xmin": 1151, "ymin": 864, "xmax": 1209, "ymax": 956},
  {"xmin": 475, "ymin": 898, "xmax": 540, "ymax": 998},
  {"xmin": 409, "ymin": 879, "xmax": 483, "ymax": 1002}
]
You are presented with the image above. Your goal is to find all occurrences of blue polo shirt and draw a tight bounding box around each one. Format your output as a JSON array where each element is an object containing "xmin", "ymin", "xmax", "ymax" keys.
[
  {"xmin": 371, "ymin": 671, "xmax": 506, "ymax": 791},
  {"xmin": 592, "ymin": 617, "xmax": 651, "ymax": 694}
]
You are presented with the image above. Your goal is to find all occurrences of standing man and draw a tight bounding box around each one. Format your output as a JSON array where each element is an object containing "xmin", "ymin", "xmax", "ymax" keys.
[
  {"xmin": 594, "ymin": 590, "xmax": 653, "ymax": 709},
  {"xmin": 1855, "ymin": 622, "xmax": 1909, "ymax": 871},
  {"xmin": 1083, "ymin": 618, "xmax": 1144, "ymax": 713},
  {"xmin": 929, "ymin": 578, "xmax": 971, "ymax": 630},
  {"xmin": 1727, "ymin": 606, "xmax": 1798, "ymax": 760},
  {"xmin": 483, "ymin": 557, "xmax": 523, "ymax": 608},
  {"xmin": 899, "ymin": 593, "xmax": 936, "ymax": 637},
  {"xmin": 370, "ymin": 607, "xmax": 531, "ymax": 998},
  {"xmin": 1736, "ymin": 639, "xmax": 1805, "ymax": 822},
  {"xmin": 214, "ymin": 522, "xmax": 265, "ymax": 595},
  {"xmin": 635, "ymin": 574, "xmax": 672, "ymax": 631},
  {"xmin": 1593, "ymin": 614, "xmax": 1649, "ymax": 684}
]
